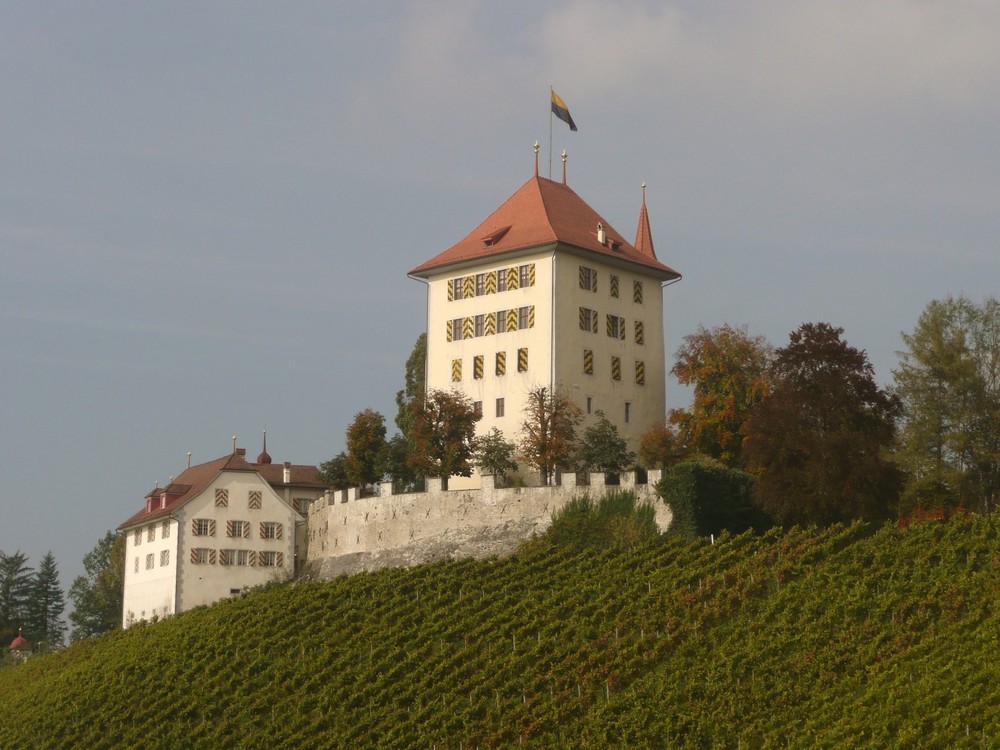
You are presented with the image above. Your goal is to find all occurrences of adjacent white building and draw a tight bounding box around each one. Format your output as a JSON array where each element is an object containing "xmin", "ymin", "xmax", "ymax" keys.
[
  {"xmin": 409, "ymin": 156, "xmax": 681, "ymax": 485},
  {"xmin": 117, "ymin": 443, "xmax": 328, "ymax": 627}
]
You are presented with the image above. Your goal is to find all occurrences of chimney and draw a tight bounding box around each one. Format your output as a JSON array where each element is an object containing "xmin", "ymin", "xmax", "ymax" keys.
[
  {"xmin": 283, "ymin": 461, "xmax": 292, "ymax": 484},
  {"xmin": 597, "ymin": 222, "xmax": 606, "ymax": 246}
]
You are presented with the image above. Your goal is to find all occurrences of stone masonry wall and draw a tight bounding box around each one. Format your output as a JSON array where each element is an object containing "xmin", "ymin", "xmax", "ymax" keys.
[{"xmin": 301, "ymin": 470, "xmax": 669, "ymax": 579}]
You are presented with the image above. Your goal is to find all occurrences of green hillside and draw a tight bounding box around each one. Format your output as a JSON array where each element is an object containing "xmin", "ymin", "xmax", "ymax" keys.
[{"xmin": 1, "ymin": 516, "xmax": 998, "ymax": 748}]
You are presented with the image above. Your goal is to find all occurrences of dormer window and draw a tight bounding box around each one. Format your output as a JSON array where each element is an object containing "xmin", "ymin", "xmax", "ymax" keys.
[{"xmin": 481, "ymin": 225, "xmax": 511, "ymax": 246}]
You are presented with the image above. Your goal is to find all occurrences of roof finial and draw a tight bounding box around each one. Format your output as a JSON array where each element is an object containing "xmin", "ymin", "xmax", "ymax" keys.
[
  {"xmin": 634, "ymin": 181, "xmax": 657, "ymax": 259},
  {"xmin": 561, "ymin": 149, "xmax": 567, "ymax": 185},
  {"xmin": 533, "ymin": 141, "xmax": 539, "ymax": 177},
  {"xmin": 641, "ymin": 181, "xmax": 647, "ymax": 204},
  {"xmin": 187, "ymin": 451, "xmax": 192, "ymax": 468},
  {"xmin": 232, "ymin": 435, "xmax": 237, "ymax": 454}
]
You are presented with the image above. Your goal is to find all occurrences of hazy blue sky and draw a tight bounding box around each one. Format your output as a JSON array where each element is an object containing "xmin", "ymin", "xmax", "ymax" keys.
[{"xmin": 4, "ymin": 1, "xmax": 999, "ymax": 593}]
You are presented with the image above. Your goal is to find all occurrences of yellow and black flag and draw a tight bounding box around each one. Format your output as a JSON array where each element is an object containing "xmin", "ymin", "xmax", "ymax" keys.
[{"xmin": 551, "ymin": 89, "xmax": 578, "ymax": 131}]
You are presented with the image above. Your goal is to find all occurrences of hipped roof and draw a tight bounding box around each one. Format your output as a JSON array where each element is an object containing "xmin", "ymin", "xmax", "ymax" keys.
[
  {"xmin": 409, "ymin": 175, "xmax": 680, "ymax": 281},
  {"xmin": 118, "ymin": 452, "xmax": 327, "ymax": 530}
]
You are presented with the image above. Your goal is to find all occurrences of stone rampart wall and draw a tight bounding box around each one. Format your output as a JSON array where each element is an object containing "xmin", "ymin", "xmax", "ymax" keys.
[{"xmin": 301, "ymin": 470, "xmax": 669, "ymax": 579}]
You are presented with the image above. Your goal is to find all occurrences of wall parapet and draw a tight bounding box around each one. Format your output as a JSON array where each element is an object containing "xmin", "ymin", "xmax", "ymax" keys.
[{"xmin": 303, "ymin": 470, "xmax": 668, "ymax": 579}]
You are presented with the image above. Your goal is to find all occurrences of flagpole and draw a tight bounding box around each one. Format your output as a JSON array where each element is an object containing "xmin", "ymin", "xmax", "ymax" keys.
[{"xmin": 549, "ymin": 85, "xmax": 553, "ymax": 180}]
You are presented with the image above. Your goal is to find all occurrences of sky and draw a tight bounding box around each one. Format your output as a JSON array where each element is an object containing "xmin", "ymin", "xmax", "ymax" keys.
[{"xmin": 3, "ymin": 1, "xmax": 1000, "ymax": 596}]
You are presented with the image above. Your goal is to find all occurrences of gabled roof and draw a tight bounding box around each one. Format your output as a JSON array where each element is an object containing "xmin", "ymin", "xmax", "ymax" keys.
[
  {"xmin": 118, "ymin": 451, "xmax": 327, "ymax": 530},
  {"xmin": 409, "ymin": 175, "xmax": 680, "ymax": 281}
]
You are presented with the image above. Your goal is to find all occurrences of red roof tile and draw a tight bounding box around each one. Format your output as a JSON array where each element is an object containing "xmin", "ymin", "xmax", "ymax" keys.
[
  {"xmin": 118, "ymin": 453, "xmax": 327, "ymax": 530},
  {"xmin": 409, "ymin": 175, "xmax": 680, "ymax": 280}
]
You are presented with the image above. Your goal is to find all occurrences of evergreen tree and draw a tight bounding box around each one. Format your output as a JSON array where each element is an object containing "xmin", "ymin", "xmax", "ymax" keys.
[
  {"xmin": 0, "ymin": 551, "xmax": 33, "ymax": 644},
  {"xmin": 69, "ymin": 532, "xmax": 124, "ymax": 642},
  {"xmin": 26, "ymin": 552, "xmax": 65, "ymax": 649}
]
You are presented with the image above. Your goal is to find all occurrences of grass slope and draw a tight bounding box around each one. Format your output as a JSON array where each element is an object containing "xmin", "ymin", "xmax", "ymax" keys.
[{"xmin": 1, "ymin": 517, "xmax": 998, "ymax": 748}]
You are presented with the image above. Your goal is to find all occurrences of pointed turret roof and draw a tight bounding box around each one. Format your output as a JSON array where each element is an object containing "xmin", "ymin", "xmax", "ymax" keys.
[
  {"xmin": 634, "ymin": 183, "xmax": 656, "ymax": 259},
  {"xmin": 409, "ymin": 175, "xmax": 680, "ymax": 281}
]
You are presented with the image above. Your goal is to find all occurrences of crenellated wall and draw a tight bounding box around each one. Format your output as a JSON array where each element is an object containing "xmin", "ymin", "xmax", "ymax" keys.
[{"xmin": 301, "ymin": 470, "xmax": 670, "ymax": 579}]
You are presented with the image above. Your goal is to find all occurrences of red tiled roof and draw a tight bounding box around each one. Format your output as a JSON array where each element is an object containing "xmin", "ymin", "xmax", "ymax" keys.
[
  {"xmin": 635, "ymin": 194, "xmax": 656, "ymax": 259},
  {"xmin": 409, "ymin": 175, "xmax": 680, "ymax": 281},
  {"xmin": 118, "ymin": 453, "xmax": 327, "ymax": 530}
]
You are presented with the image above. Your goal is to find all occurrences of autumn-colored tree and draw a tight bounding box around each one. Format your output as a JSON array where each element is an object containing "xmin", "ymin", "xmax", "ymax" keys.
[
  {"xmin": 519, "ymin": 387, "xmax": 582, "ymax": 485},
  {"xmin": 473, "ymin": 428, "xmax": 518, "ymax": 486},
  {"xmin": 670, "ymin": 324, "xmax": 773, "ymax": 466},
  {"xmin": 344, "ymin": 408, "xmax": 388, "ymax": 492},
  {"xmin": 742, "ymin": 323, "xmax": 902, "ymax": 525},
  {"xmin": 893, "ymin": 295, "xmax": 1000, "ymax": 515},
  {"xmin": 639, "ymin": 423, "xmax": 688, "ymax": 470},
  {"xmin": 577, "ymin": 411, "xmax": 635, "ymax": 475},
  {"xmin": 407, "ymin": 389, "xmax": 479, "ymax": 479}
]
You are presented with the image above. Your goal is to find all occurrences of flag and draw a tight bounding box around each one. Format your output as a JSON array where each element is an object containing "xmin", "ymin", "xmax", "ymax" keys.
[{"xmin": 551, "ymin": 89, "xmax": 578, "ymax": 131}]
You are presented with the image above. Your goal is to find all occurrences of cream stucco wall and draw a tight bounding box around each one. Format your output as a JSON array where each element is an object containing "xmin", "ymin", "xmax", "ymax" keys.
[{"xmin": 122, "ymin": 518, "xmax": 178, "ymax": 626}]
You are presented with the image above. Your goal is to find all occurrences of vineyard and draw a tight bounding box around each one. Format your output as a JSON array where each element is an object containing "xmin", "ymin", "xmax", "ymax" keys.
[{"xmin": 1, "ymin": 515, "xmax": 998, "ymax": 748}]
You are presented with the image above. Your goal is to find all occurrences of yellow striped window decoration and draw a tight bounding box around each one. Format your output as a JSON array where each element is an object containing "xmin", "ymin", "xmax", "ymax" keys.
[
  {"xmin": 473, "ymin": 355, "xmax": 484, "ymax": 379},
  {"xmin": 495, "ymin": 351, "xmax": 506, "ymax": 376},
  {"xmin": 635, "ymin": 361, "xmax": 646, "ymax": 385},
  {"xmin": 452, "ymin": 359, "xmax": 462, "ymax": 382},
  {"xmin": 635, "ymin": 320, "xmax": 644, "ymax": 345},
  {"xmin": 517, "ymin": 347, "xmax": 528, "ymax": 372}
]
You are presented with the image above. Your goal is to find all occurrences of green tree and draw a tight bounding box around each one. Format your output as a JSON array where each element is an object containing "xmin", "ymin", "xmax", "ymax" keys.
[
  {"xmin": 519, "ymin": 387, "xmax": 582, "ymax": 485},
  {"xmin": 893, "ymin": 295, "xmax": 1000, "ymax": 514},
  {"xmin": 577, "ymin": 411, "xmax": 635, "ymax": 475},
  {"xmin": 385, "ymin": 433, "xmax": 422, "ymax": 492},
  {"xmin": 0, "ymin": 551, "xmax": 33, "ymax": 644},
  {"xmin": 395, "ymin": 333, "xmax": 426, "ymax": 437},
  {"xmin": 407, "ymin": 389, "xmax": 479, "ymax": 480},
  {"xmin": 26, "ymin": 552, "xmax": 65, "ymax": 649},
  {"xmin": 670, "ymin": 324, "xmax": 773, "ymax": 466},
  {"xmin": 742, "ymin": 323, "xmax": 902, "ymax": 525},
  {"xmin": 344, "ymin": 408, "xmax": 388, "ymax": 493},
  {"xmin": 318, "ymin": 452, "xmax": 350, "ymax": 490},
  {"xmin": 68, "ymin": 532, "xmax": 125, "ymax": 642},
  {"xmin": 473, "ymin": 428, "xmax": 518, "ymax": 485}
]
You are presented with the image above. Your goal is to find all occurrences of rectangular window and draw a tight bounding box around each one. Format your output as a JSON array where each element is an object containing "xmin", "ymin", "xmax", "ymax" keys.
[
  {"xmin": 496, "ymin": 397, "xmax": 505, "ymax": 418},
  {"xmin": 134, "ymin": 557, "xmax": 139, "ymax": 573},
  {"xmin": 145, "ymin": 553, "xmax": 154, "ymax": 570},
  {"xmin": 475, "ymin": 314, "xmax": 485, "ymax": 337},
  {"xmin": 259, "ymin": 551, "xmax": 282, "ymax": 568},
  {"xmin": 519, "ymin": 264, "xmax": 533, "ymax": 288},
  {"xmin": 583, "ymin": 349, "xmax": 594, "ymax": 374},
  {"xmin": 612, "ymin": 356, "xmax": 622, "ymax": 381},
  {"xmin": 635, "ymin": 360, "xmax": 646, "ymax": 385},
  {"xmin": 192, "ymin": 518, "xmax": 215, "ymax": 537},
  {"xmin": 518, "ymin": 305, "xmax": 533, "ymax": 329},
  {"xmin": 579, "ymin": 266, "xmax": 597, "ymax": 291},
  {"xmin": 517, "ymin": 347, "xmax": 528, "ymax": 372},
  {"xmin": 221, "ymin": 549, "xmax": 249, "ymax": 566},
  {"xmin": 147, "ymin": 525, "xmax": 155, "ymax": 542},
  {"xmin": 586, "ymin": 396, "xmax": 593, "ymax": 414},
  {"xmin": 227, "ymin": 520, "xmax": 249, "ymax": 538},
  {"xmin": 452, "ymin": 358, "xmax": 462, "ymax": 382},
  {"xmin": 635, "ymin": 320, "xmax": 645, "ymax": 345},
  {"xmin": 191, "ymin": 548, "xmax": 211, "ymax": 565},
  {"xmin": 451, "ymin": 278, "xmax": 463, "ymax": 300},
  {"xmin": 625, "ymin": 402, "xmax": 632, "ymax": 423},
  {"xmin": 473, "ymin": 400, "xmax": 483, "ymax": 418},
  {"xmin": 633, "ymin": 281, "xmax": 643, "ymax": 304},
  {"xmin": 295, "ymin": 498, "xmax": 311, "ymax": 515},
  {"xmin": 248, "ymin": 490, "xmax": 262, "ymax": 510},
  {"xmin": 260, "ymin": 522, "xmax": 283, "ymax": 540},
  {"xmin": 610, "ymin": 274, "xmax": 620, "ymax": 298},
  {"xmin": 162, "ymin": 520, "xmax": 170, "ymax": 538},
  {"xmin": 497, "ymin": 270, "xmax": 508, "ymax": 292},
  {"xmin": 579, "ymin": 307, "xmax": 597, "ymax": 332},
  {"xmin": 134, "ymin": 529, "xmax": 141, "ymax": 546},
  {"xmin": 160, "ymin": 550, "xmax": 169, "ymax": 567},
  {"xmin": 450, "ymin": 318, "xmax": 462, "ymax": 343},
  {"xmin": 607, "ymin": 314, "xmax": 624, "ymax": 339},
  {"xmin": 215, "ymin": 488, "xmax": 229, "ymax": 507},
  {"xmin": 476, "ymin": 273, "xmax": 486, "ymax": 296},
  {"xmin": 495, "ymin": 351, "xmax": 506, "ymax": 376},
  {"xmin": 473, "ymin": 354, "xmax": 484, "ymax": 379}
]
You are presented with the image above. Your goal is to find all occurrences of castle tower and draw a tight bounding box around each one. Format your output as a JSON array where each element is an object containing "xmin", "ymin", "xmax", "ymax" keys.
[{"xmin": 409, "ymin": 152, "xmax": 680, "ymax": 485}]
